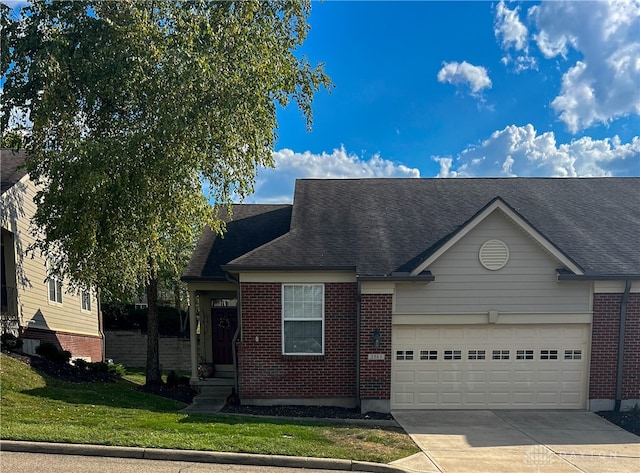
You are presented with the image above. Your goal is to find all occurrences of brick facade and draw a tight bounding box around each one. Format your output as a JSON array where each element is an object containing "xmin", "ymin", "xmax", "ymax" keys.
[
  {"xmin": 590, "ymin": 292, "xmax": 640, "ymax": 401},
  {"xmin": 359, "ymin": 294, "xmax": 392, "ymax": 400},
  {"xmin": 21, "ymin": 327, "xmax": 103, "ymax": 362},
  {"xmin": 237, "ymin": 282, "xmax": 357, "ymax": 402}
]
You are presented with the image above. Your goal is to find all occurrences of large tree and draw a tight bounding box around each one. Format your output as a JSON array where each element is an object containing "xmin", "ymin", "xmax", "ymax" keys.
[{"xmin": 1, "ymin": 0, "xmax": 330, "ymax": 384}]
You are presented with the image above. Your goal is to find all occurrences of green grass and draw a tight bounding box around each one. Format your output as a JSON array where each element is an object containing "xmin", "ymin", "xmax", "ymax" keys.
[
  {"xmin": 122, "ymin": 367, "xmax": 190, "ymax": 385},
  {"xmin": 0, "ymin": 354, "xmax": 418, "ymax": 463}
]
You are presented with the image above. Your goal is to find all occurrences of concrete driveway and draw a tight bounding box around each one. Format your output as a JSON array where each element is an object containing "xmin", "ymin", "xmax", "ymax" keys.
[{"xmin": 391, "ymin": 410, "xmax": 640, "ymax": 473}]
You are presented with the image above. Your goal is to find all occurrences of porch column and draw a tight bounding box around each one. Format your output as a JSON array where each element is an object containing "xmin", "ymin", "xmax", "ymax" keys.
[{"xmin": 189, "ymin": 289, "xmax": 198, "ymax": 382}]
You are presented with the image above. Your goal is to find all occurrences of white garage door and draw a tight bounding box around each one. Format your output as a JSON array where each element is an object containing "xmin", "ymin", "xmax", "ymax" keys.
[{"xmin": 391, "ymin": 324, "xmax": 589, "ymax": 409}]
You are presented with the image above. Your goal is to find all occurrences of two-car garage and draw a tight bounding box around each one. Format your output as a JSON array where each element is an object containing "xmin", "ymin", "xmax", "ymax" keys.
[{"xmin": 391, "ymin": 324, "xmax": 590, "ymax": 410}]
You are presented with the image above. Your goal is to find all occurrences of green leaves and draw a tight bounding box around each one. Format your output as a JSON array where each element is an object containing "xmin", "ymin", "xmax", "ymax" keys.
[{"xmin": 2, "ymin": 0, "xmax": 331, "ymax": 298}]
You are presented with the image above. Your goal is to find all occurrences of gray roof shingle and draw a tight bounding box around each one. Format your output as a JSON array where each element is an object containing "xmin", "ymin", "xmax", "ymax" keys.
[
  {"xmin": 182, "ymin": 204, "xmax": 292, "ymax": 280},
  {"xmin": 1, "ymin": 149, "xmax": 28, "ymax": 194},
  {"xmin": 222, "ymin": 178, "xmax": 640, "ymax": 277}
]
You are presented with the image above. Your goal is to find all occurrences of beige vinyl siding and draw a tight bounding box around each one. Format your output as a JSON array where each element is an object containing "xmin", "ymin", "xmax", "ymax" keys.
[
  {"xmin": 1, "ymin": 177, "xmax": 100, "ymax": 337},
  {"xmin": 395, "ymin": 210, "xmax": 591, "ymax": 315}
]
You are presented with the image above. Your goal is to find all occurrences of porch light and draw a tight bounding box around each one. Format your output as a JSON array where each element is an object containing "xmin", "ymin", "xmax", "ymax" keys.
[{"xmin": 372, "ymin": 328, "xmax": 381, "ymax": 348}]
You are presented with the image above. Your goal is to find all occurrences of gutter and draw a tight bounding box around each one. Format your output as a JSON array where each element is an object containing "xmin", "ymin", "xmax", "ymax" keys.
[
  {"xmin": 556, "ymin": 270, "xmax": 640, "ymax": 281},
  {"xmin": 221, "ymin": 265, "xmax": 356, "ymax": 273},
  {"xmin": 615, "ymin": 280, "xmax": 632, "ymax": 412},
  {"xmin": 224, "ymin": 272, "xmax": 242, "ymax": 398}
]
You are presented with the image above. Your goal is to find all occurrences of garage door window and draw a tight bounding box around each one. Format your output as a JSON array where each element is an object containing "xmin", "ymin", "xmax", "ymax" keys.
[
  {"xmin": 516, "ymin": 349, "xmax": 534, "ymax": 360},
  {"xmin": 540, "ymin": 349, "xmax": 558, "ymax": 360},
  {"xmin": 564, "ymin": 349, "xmax": 582, "ymax": 360},
  {"xmin": 492, "ymin": 349, "xmax": 510, "ymax": 360},
  {"xmin": 444, "ymin": 350, "xmax": 461, "ymax": 360},
  {"xmin": 468, "ymin": 349, "xmax": 486, "ymax": 360},
  {"xmin": 396, "ymin": 350, "xmax": 414, "ymax": 360},
  {"xmin": 420, "ymin": 350, "xmax": 437, "ymax": 360}
]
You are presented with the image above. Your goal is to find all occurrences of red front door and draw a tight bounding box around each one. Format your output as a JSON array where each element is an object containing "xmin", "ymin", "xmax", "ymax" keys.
[{"xmin": 211, "ymin": 307, "xmax": 237, "ymax": 365}]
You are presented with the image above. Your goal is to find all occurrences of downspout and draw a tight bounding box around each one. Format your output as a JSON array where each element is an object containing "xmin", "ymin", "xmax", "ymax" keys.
[
  {"xmin": 356, "ymin": 279, "xmax": 361, "ymax": 411},
  {"xmin": 225, "ymin": 273, "xmax": 241, "ymax": 397},
  {"xmin": 614, "ymin": 280, "xmax": 632, "ymax": 412},
  {"xmin": 97, "ymin": 288, "xmax": 105, "ymax": 362}
]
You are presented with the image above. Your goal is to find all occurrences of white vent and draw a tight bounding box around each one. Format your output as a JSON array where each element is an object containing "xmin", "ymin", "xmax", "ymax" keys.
[{"xmin": 479, "ymin": 239, "xmax": 509, "ymax": 270}]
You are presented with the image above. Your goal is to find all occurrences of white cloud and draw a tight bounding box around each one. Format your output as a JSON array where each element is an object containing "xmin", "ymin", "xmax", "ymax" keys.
[
  {"xmin": 495, "ymin": 1, "xmax": 529, "ymax": 51},
  {"xmin": 494, "ymin": 1, "xmax": 536, "ymax": 72},
  {"xmin": 433, "ymin": 124, "xmax": 640, "ymax": 178},
  {"xmin": 437, "ymin": 61, "xmax": 492, "ymax": 97},
  {"xmin": 528, "ymin": 0, "xmax": 640, "ymax": 132},
  {"xmin": 246, "ymin": 146, "xmax": 420, "ymax": 203}
]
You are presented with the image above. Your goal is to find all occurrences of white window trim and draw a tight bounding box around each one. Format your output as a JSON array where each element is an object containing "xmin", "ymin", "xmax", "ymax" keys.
[
  {"xmin": 47, "ymin": 275, "xmax": 63, "ymax": 305},
  {"xmin": 80, "ymin": 289, "xmax": 92, "ymax": 312},
  {"xmin": 281, "ymin": 283, "xmax": 325, "ymax": 356}
]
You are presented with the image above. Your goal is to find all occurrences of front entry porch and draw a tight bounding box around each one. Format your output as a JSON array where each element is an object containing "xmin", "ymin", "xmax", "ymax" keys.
[{"xmin": 185, "ymin": 282, "xmax": 239, "ymax": 410}]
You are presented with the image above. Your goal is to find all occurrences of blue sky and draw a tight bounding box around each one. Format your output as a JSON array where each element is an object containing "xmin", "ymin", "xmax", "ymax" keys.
[
  {"xmin": 251, "ymin": 0, "xmax": 640, "ymax": 202},
  {"xmin": 3, "ymin": 1, "xmax": 639, "ymax": 203}
]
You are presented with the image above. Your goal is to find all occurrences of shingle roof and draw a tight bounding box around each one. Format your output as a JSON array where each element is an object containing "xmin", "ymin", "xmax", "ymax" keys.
[
  {"xmin": 1, "ymin": 149, "xmax": 28, "ymax": 194},
  {"xmin": 222, "ymin": 178, "xmax": 640, "ymax": 277},
  {"xmin": 182, "ymin": 204, "xmax": 292, "ymax": 280}
]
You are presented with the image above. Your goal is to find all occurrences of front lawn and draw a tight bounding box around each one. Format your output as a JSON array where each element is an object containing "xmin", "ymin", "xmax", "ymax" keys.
[{"xmin": 0, "ymin": 353, "xmax": 418, "ymax": 463}]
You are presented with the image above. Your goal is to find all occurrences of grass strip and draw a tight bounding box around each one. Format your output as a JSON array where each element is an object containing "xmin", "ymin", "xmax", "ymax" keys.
[{"xmin": 0, "ymin": 353, "xmax": 418, "ymax": 463}]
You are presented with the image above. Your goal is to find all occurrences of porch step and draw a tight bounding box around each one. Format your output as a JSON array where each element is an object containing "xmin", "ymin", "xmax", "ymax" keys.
[{"xmin": 181, "ymin": 378, "xmax": 234, "ymax": 414}]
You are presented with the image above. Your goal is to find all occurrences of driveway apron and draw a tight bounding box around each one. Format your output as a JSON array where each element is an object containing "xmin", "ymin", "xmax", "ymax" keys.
[{"xmin": 391, "ymin": 410, "xmax": 640, "ymax": 473}]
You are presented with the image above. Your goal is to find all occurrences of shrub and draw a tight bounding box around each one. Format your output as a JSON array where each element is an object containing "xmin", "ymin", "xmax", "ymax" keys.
[
  {"xmin": 36, "ymin": 342, "xmax": 72, "ymax": 364},
  {"xmin": 88, "ymin": 361, "xmax": 126, "ymax": 377},
  {"xmin": 166, "ymin": 370, "xmax": 190, "ymax": 387},
  {"xmin": 73, "ymin": 358, "xmax": 89, "ymax": 370},
  {"xmin": 0, "ymin": 333, "xmax": 23, "ymax": 351}
]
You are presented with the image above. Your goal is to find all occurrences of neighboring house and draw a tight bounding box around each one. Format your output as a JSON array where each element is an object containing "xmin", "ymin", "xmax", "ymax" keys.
[
  {"xmin": 1, "ymin": 149, "xmax": 103, "ymax": 361},
  {"xmin": 182, "ymin": 178, "xmax": 640, "ymax": 413}
]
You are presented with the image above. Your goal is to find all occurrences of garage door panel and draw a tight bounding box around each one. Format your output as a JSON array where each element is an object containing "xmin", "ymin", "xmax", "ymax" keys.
[
  {"xmin": 416, "ymin": 370, "xmax": 438, "ymax": 383},
  {"xmin": 394, "ymin": 370, "xmax": 415, "ymax": 383},
  {"xmin": 392, "ymin": 324, "xmax": 588, "ymax": 409}
]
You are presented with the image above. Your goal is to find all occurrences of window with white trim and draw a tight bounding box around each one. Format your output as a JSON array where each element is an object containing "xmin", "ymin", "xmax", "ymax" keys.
[
  {"xmin": 282, "ymin": 284, "xmax": 323, "ymax": 355},
  {"xmin": 81, "ymin": 289, "xmax": 91, "ymax": 312},
  {"xmin": 48, "ymin": 274, "xmax": 63, "ymax": 304}
]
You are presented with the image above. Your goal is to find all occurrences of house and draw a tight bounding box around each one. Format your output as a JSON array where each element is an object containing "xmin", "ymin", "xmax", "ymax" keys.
[
  {"xmin": 1, "ymin": 149, "xmax": 103, "ymax": 361},
  {"xmin": 182, "ymin": 178, "xmax": 640, "ymax": 413}
]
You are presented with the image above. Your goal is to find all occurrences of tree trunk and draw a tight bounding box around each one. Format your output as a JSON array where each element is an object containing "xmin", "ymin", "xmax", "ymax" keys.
[{"xmin": 146, "ymin": 270, "xmax": 162, "ymax": 385}]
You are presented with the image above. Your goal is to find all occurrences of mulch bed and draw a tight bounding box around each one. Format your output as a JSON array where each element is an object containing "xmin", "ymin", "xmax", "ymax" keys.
[
  {"xmin": 597, "ymin": 410, "xmax": 640, "ymax": 437},
  {"xmin": 220, "ymin": 403, "xmax": 393, "ymax": 420},
  {"xmin": 3, "ymin": 350, "xmax": 117, "ymax": 383}
]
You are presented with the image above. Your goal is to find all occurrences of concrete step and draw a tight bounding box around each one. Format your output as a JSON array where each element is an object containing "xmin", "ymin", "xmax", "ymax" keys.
[{"xmin": 197, "ymin": 384, "xmax": 233, "ymax": 400}]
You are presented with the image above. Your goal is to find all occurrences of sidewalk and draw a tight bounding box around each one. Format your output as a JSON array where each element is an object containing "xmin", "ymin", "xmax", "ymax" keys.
[{"xmin": 0, "ymin": 440, "xmax": 409, "ymax": 473}]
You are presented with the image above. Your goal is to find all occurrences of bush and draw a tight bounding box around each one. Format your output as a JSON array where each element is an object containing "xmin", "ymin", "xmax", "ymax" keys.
[
  {"xmin": 73, "ymin": 358, "xmax": 89, "ymax": 370},
  {"xmin": 36, "ymin": 342, "xmax": 72, "ymax": 364},
  {"xmin": 166, "ymin": 370, "xmax": 190, "ymax": 387},
  {"xmin": 88, "ymin": 361, "xmax": 126, "ymax": 377},
  {"xmin": 0, "ymin": 333, "xmax": 23, "ymax": 351}
]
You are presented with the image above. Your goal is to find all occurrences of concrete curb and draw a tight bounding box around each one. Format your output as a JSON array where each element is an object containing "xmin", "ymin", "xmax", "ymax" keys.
[{"xmin": 0, "ymin": 440, "xmax": 409, "ymax": 473}]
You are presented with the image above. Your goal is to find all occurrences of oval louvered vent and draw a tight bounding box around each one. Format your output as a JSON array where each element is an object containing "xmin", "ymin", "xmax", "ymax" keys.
[{"xmin": 479, "ymin": 239, "xmax": 510, "ymax": 270}]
